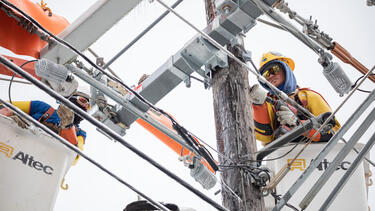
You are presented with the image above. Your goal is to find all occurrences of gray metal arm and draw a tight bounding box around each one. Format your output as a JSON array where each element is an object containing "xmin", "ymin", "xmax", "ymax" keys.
[{"xmin": 256, "ymin": 119, "xmax": 314, "ymax": 163}]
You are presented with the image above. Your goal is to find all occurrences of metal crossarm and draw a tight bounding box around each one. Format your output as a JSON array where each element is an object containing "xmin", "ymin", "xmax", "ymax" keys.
[
  {"xmin": 111, "ymin": 0, "xmax": 279, "ymax": 129},
  {"xmin": 40, "ymin": 0, "xmax": 143, "ymax": 64}
]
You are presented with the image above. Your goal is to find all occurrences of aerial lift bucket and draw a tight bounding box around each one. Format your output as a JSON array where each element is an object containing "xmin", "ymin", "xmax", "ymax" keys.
[
  {"xmin": 0, "ymin": 115, "xmax": 76, "ymax": 211},
  {"xmin": 264, "ymin": 143, "xmax": 370, "ymax": 211}
]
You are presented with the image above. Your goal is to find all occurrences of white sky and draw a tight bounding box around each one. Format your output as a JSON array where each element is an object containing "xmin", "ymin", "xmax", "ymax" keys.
[{"xmin": 1, "ymin": 0, "xmax": 374, "ymax": 210}]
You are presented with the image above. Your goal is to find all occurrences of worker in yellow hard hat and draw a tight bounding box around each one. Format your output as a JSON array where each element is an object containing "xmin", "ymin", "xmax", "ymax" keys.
[{"xmin": 249, "ymin": 51, "xmax": 340, "ymax": 145}]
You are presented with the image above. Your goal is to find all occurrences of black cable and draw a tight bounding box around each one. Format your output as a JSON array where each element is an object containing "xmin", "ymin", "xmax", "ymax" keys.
[
  {"xmin": 0, "ymin": 0, "xmax": 217, "ymax": 171},
  {"xmin": 260, "ymin": 143, "xmax": 299, "ymax": 162},
  {"xmin": 8, "ymin": 74, "xmax": 15, "ymax": 104},
  {"xmin": 8, "ymin": 60, "xmax": 38, "ymax": 103},
  {"xmin": 240, "ymin": 141, "xmax": 303, "ymax": 163},
  {"xmin": 188, "ymin": 130, "xmax": 235, "ymax": 164},
  {"xmin": 218, "ymin": 163, "xmax": 271, "ymax": 187},
  {"xmin": 172, "ymin": 122, "xmax": 218, "ymax": 171},
  {"xmin": 352, "ymin": 73, "xmax": 375, "ymax": 93}
]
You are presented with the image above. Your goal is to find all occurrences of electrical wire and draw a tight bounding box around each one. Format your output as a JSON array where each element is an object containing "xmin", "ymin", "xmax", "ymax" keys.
[
  {"xmin": 0, "ymin": 0, "xmax": 217, "ymax": 171},
  {"xmin": 187, "ymin": 130, "xmax": 234, "ymax": 163},
  {"xmin": 102, "ymin": 0, "xmax": 184, "ymax": 69},
  {"xmin": 8, "ymin": 60, "xmax": 38, "ymax": 103},
  {"xmin": 257, "ymin": 18, "xmax": 287, "ymax": 31},
  {"xmin": 351, "ymin": 73, "xmax": 375, "ymax": 93},
  {"xmin": 260, "ymin": 143, "xmax": 300, "ymax": 162}
]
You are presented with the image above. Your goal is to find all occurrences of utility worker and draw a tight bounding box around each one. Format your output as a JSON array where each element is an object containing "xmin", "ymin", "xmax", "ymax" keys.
[
  {"xmin": 0, "ymin": 91, "xmax": 90, "ymax": 152},
  {"xmin": 249, "ymin": 51, "xmax": 341, "ymax": 145}
]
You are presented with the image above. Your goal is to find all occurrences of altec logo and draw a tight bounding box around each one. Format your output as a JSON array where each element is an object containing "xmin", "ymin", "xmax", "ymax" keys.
[
  {"xmin": 0, "ymin": 141, "xmax": 54, "ymax": 175},
  {"xmin": 288, "ymin": 158, "xmax": 351, "ymax": 171}
]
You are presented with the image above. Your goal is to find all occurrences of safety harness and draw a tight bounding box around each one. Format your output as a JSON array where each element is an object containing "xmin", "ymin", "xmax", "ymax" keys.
[
  {"xmin": 38, "ymin": 106, "xmax": 55, "ymax": 123},
  {"xmin": 38, "ymin": 106, "xmax": 78, "ymax": 146}
]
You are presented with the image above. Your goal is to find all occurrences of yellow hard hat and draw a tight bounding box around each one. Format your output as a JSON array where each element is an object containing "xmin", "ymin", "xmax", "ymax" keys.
[{"xmin": 259, "ymin": 51, "xmax": 295, "ymax": 71}]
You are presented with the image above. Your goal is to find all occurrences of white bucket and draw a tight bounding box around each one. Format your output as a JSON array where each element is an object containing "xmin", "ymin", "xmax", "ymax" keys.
[
  {"xmin": 264, "ymin": 143, "xmax": 368, "ymax": 211},
  {"xmin": 0, "ymin": 115, "xmax": 76, "ymax": 211}
]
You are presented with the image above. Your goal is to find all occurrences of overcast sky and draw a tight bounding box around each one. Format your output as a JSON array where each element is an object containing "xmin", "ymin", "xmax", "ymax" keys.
[{"xmin": 1, "ymin": 0, "xmax": 374, "ymax": 210}]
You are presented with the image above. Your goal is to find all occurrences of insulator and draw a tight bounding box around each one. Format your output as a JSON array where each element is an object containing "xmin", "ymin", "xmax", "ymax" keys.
[{"xmin": 323, "ymin": 62, "xmax": 352, "ymax": 96}]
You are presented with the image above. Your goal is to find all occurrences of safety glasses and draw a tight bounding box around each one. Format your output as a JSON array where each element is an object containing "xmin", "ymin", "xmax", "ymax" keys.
[
  {"xmin": 262, "ymin": 64, "xmax": 282, "ymax": 80},
  {"xmin": 76, "ymin": 96, "xmax": 91, "ymax": 110}
]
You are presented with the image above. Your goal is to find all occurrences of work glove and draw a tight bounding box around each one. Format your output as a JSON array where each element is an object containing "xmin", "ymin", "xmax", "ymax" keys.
[
  {"xmin": 9, "ymin": 115, "xmax": 28, "ymax": 129},
  {"xmin": 0, "ymin": 107, "xmax": 14, "ymax": 116},
  {"xmin": 249, "ymin": 84, "xmax": 267, "ymax": 105},
  {"xmin": 57, "ymin": 104, "xmax": 74, "ymax": 128},
  {"xmin": 276, "ymin": 105, "xmax": 298, "ymax": 127}
]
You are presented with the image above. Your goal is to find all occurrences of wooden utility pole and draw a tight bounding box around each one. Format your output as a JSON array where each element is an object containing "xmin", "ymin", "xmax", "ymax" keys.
[{"xmin": 204, "ymin": 1, "xmax": 265, "ymax": 210}]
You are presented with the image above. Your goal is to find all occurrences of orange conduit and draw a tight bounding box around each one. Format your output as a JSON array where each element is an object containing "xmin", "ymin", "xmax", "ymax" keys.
[{"xmin": 136, "ymin": 110, "xmax": 215, "ymax": 173}]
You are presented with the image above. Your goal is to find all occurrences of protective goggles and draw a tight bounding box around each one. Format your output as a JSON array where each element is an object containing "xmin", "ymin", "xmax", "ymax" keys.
[
  {"xmin": 74, "ymin": 96, "xmax": 91, "ymax": 110},
  {"xmin": 262, "ymin": 64, "xmax": 283, "ymax": 80}
]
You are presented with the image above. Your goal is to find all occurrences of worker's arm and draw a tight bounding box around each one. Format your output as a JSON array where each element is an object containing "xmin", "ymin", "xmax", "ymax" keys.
[
  {"xmin": 9, "ymin": 101, "xmax": 32, "ymax": 114},
  {"xmin": 0, "ymin": 101, "xmax": 31, "ymax": 116},
  {"xmin": 72, "ymin": 128, "xmax": 86, "ymax": 165},
  {"xmin": 298, "ymin": 90, "xmax": 341, "ymax": 141}
]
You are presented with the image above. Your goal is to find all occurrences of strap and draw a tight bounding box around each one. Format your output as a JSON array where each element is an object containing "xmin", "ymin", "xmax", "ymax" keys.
[{"xmin": 38, "ymin": 106, "xmax": 55, "ymax": 123}]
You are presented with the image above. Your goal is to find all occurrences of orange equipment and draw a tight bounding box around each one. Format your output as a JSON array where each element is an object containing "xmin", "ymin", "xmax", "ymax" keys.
[
  {"xmin": 136, "ymin": 110, "xmax": 216, "ymax": 173},
  {"xmin": 0, "ymin": 55, "xmax": 40, "ymax": 79},
  {"xmin": 330, "ymin": 42, "xmax": 375, "ymax": 83},
  {"xmin": 0, "ymin": 0, "xmax": 69, "ymax": 58}
]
